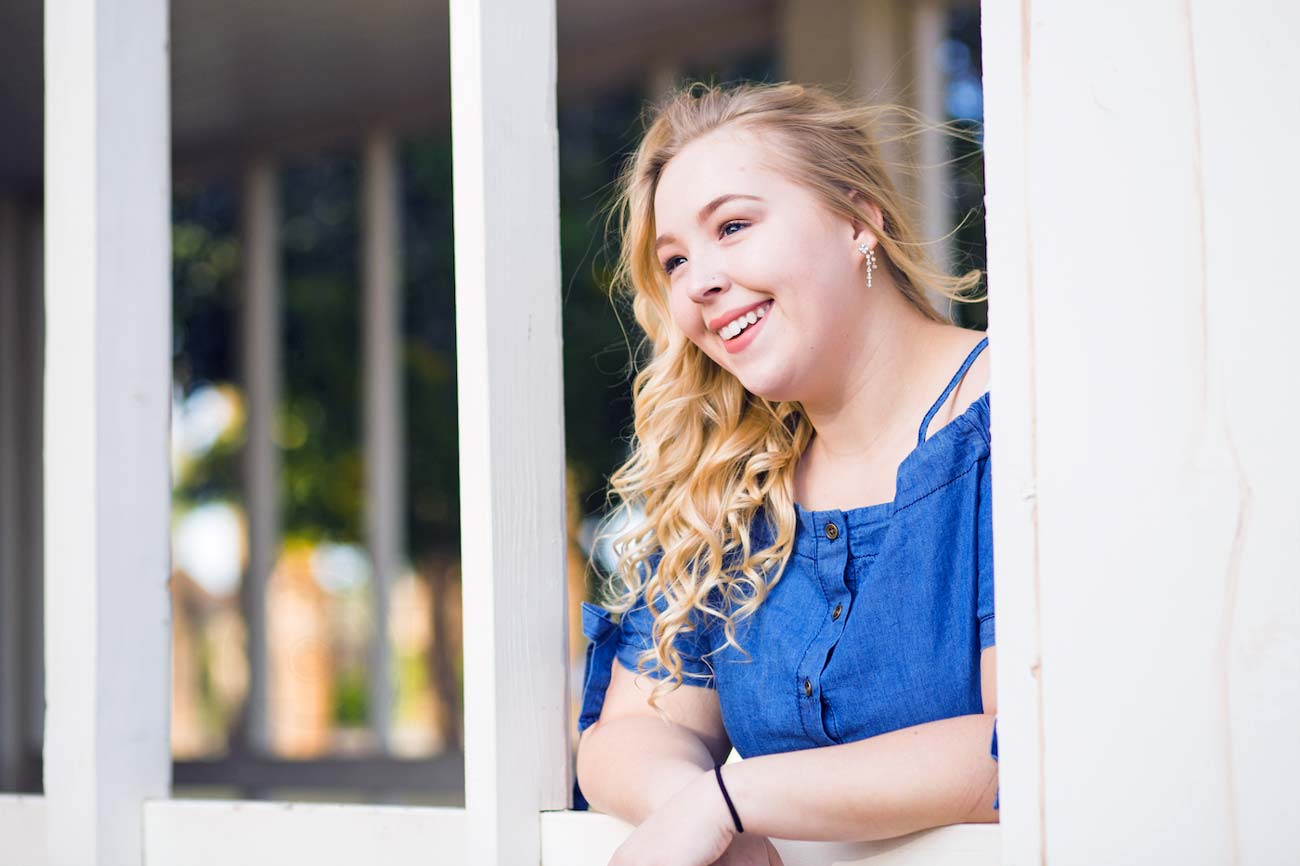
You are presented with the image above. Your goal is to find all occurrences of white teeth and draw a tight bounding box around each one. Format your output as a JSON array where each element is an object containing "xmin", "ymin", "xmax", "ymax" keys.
[{"xmin": 717, "ymin": 302, "xmax": 771, "ymax": 340}]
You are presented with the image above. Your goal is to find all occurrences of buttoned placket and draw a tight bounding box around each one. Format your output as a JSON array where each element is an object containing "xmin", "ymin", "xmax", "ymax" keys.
[{"xmin": 796, "ymin": 508, "xmax": 854, "ymax": 746}]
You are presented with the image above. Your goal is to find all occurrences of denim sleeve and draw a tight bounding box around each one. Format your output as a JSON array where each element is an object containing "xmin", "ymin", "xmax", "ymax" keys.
[
  {"xmin": 613, "ymin": 593, "xmax": 718, "ymax": 688},
  {"xmin": 572, "ymin": 584, "xmax": 717, "ymax": 811},
  {"xmin": 976, "ymin": 455, "xmax": 996, "ymax": 651}
]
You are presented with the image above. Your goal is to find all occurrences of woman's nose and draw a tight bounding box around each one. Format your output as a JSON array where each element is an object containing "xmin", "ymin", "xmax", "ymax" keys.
[{"xmin": 687, "ymin": 269, "xmax": 730, "ymax": 303}]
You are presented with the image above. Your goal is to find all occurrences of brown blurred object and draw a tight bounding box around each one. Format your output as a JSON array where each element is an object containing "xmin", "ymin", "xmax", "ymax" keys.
[
  {"xmin": 171, "ymin": 569, "xmax": 251, "ymax": 759},
  {"xmin": 267, "ymin": 544, "xmax": 334, "ymax": 757},
  {"xmin": 423, "ymin": 551, "xmax": 463, "ymax": 753},
  {"xmin": 170, "ymin": 568, "xmax": 215, "ymax": 758}
]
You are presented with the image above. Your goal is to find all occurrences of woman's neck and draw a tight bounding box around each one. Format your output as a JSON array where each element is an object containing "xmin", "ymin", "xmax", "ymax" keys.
[{"xmin": 798, "ymin": 285, "xmax": 944, "ymax": 463}]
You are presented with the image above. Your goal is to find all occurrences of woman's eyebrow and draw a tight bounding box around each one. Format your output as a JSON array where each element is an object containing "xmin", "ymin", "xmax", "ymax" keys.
[{"xmin": 655, "ymin": 193, "xmax": 765, "ymax": 250}]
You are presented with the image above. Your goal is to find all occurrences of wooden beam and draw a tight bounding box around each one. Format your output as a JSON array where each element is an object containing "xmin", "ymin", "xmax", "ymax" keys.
[
  {"xmin": 979, "ymin": 0, "xmax": 1043, "ymax": 862},
  {"xmin": 42, "ymin": 0, "xmax": 172, "ymax": 861},
  {"xmin": 144, "ymin": 799, "xmax": 466, "ymax": 866},
  {"xmin": 449, "ymin": 0, "xmax": 570, "ymax": 862},
  {"xmin": 983, "ymin": 0, "xmax": 1300, "ymax": 861}
]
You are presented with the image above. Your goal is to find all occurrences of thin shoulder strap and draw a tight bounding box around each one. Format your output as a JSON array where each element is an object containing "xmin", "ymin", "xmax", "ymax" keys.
[{"xmin": 917, "ymin": 336, "xmax": 990, "ymax": 446}]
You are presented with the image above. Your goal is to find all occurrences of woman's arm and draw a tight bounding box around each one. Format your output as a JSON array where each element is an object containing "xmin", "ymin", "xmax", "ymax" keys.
[
  {"xmin": 576, "ymin": 658, "xmax": 733, "ymax": 824},
  {"xmin": 719, "ymin": 645, "xmax": 1000, "ymax": 842},
  {"xmin": 720, "ymin": 711, "xmax": 998, "ymax": 842}
]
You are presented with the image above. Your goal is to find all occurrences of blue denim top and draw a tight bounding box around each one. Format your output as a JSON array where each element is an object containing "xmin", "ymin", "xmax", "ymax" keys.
[{"xmin": 575, "ymin": 337, "xmax": 999, "ymax": 811}]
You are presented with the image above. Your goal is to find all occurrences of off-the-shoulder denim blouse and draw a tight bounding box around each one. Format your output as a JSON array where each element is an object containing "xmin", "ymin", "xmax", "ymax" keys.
[{"xmin": 575, "ymin": 337, "xmax": 999, "ymax": 811}]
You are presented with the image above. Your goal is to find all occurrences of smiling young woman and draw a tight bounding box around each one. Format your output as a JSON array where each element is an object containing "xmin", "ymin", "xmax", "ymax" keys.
[{"xmin": 573, "ymin": 81, "xmax": 995, "ymax": 866}]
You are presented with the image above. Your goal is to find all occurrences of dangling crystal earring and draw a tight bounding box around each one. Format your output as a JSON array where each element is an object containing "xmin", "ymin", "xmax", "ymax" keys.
[{"xmin": 857, "ymin": 242, "xmax": 877, "ymax": 288}]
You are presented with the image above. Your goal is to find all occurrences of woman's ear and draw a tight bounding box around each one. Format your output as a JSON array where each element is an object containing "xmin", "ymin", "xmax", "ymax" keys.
[{"xmin": 847, "ymin": 190, "xmax": 884, "ymax": 243}]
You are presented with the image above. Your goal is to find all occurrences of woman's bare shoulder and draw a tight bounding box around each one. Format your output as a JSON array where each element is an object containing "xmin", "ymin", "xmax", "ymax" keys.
[{"xmin": 924, "ymin": 326, "xmax": 990, "ymax": 437}]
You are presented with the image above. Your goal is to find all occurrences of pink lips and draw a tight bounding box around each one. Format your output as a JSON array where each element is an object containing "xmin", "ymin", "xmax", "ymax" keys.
[
  {"xmin": 719, "ymin": 303, "xmax": 770, "ymax": 354},
  {"xmin": 707, "ymin": 299, "xmax": 771, "ymax": 333}
]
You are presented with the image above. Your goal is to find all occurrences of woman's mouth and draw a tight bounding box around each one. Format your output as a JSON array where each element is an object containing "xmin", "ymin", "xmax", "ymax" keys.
[{"xmin": 716, "ymin": 300, "xmax": 773, "ymax": 354}]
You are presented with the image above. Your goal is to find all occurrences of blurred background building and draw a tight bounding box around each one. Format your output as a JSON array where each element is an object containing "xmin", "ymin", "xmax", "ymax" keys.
[{"xmin": 0, "ymin": 0, "xmax": 984, "ymax": 806}]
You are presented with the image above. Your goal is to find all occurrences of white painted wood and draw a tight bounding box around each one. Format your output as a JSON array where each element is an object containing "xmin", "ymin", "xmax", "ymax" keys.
[
  {"xmin": 43, "ymin": 0, "xmax": 172, "ymax": 862},
  {"xmin": 984, "ymin": 0, "xmax": 1300, "ymax": 863},
  {"xmin": 449, "ymin": 0, "xmax": 570, "ymax": 862},
  {"xmin": 143, "ymin": 799, "xmax": 465, "ymax": 865},
  {"xmin": 1187, "ymin": 7, "xmax": 1300, "ymax": 863},
  {"xmin": 540, "ymin": 811, "xmax": 999, "ymax": 866},
  {"xmin": 362, "ymin": 129, "xmax": 404, "ymax": 755},
  {"xmin": 0, "ymin": 794, "xmax": 48, "ymax": 866},
  {"xmin": 239, "ymin": 160, "xmax": 281, "ymax": 756},
  {"xmin": 978, "ymin": 1, "xmax": 1043, "ymax": 864}
]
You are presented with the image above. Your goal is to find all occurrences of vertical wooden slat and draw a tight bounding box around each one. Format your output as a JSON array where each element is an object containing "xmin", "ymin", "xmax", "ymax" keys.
[
  {"xmin": 980, "ymin": 0, "xmax": 1044, "ymax": 863},
  {"xmin": 362, "ymin": 129, "xmax": 404, "ymax": 755},
  {"xmin": 985, "ymin": 0, "xmax": 1300, "ymax": 863},
  {"xmin": 43, "ymin": 0, "xmax": 172, "ymax": 860},
  {"xmin": 1187, "ymin": 3, "xmax": 1300, "ymax": 860},
  {"xmin": 449, "ymin": 0, "xmax": 569, "ymax": 861},
  {"xmin": 238, "ymin": 160, "xmax": 281, "ymax": 759}
]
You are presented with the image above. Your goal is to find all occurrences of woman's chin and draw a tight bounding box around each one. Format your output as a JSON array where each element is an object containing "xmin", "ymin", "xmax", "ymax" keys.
[{"xmin": 734, "ymin": 370, "xmax": 800, "ymax": 404}]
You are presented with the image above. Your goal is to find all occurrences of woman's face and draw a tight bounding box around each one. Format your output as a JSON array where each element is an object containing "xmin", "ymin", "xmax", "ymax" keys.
[{"xmin": 652, "ymin": 126, "xmax": 876, "ymax": 404}]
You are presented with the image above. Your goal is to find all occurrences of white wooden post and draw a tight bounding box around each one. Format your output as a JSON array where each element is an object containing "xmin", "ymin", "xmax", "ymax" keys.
[
  {"xmin": 43, "ymin": 0, "xmax": 172, "ymax": 862},
  {"xmin": 982, "ymin": 1, "xmax": 1300, "ymax": 863},
  {"xmin": 361, "ymin": 128, "xmax": 404, "ymax": 755},
  {"xmin": 449, "ymin": 0, "xmax": 570, "ymax": 862},
  {"xmin": 239, "ymin": 160, "xmax": 281, "ymax": 758},
  {"xmin": 979, "ymin": 2, "xmax": 1043, "ymax": 863}
]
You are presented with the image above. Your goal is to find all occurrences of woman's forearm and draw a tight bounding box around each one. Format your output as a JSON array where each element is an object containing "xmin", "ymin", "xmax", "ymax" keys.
[
  {"xmin": 721, "ymin": 713, "xmax": 999, "ymax": 842},
  {"xmin": 576, "ymin": 715, "xmax": 721, "ymax": 825}
]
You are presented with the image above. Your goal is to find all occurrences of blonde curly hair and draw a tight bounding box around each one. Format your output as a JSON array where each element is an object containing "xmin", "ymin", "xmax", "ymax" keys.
[{"xmin": 596, "ymin": 80, "xmax": 984, "ymax": 713}]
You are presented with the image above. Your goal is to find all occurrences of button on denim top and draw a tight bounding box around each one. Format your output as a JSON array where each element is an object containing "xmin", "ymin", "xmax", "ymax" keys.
[{"xmin": 575, "ymin": 337, "xmax": 998, "ymax": 811}]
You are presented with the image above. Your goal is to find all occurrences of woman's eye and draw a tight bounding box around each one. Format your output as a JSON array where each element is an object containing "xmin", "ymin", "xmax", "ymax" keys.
[{"xmin": 661, "ymin": 222, "xmax": 747, "ymax": 274}]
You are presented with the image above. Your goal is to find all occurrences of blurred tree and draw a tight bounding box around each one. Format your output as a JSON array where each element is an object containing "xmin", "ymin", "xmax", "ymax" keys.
[
  {"xmin": 401, "ymin": 134, "xmax": 461, "ymax": 557},
  {"xmin": 171, "ymin": 181, "xmax": 243, "ymax": 507}
]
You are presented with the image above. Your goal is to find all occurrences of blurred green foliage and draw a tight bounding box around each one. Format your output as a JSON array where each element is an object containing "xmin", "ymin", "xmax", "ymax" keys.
[{"xmin": 170, "ymin": 33, "xmax": 986, "ymax": 566}]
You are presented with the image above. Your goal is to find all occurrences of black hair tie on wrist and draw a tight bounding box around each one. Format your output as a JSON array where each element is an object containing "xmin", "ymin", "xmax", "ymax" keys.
[{"xmin": 713, "ymin": 763, "xmax": 745, "ymax": 834}]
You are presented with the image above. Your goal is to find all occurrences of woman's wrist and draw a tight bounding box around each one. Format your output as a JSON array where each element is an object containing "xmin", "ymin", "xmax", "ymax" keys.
[{"xmin": 691, "ymin": 764, "xmax": 741, "ymax": 842}]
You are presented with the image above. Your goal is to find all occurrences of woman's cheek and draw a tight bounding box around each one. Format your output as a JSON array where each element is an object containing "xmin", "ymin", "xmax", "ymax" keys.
[{"xmin": 668, "ymin": 292, "xmax": 703, "ymax": 342}]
